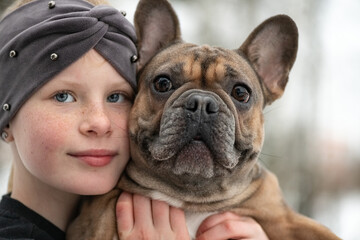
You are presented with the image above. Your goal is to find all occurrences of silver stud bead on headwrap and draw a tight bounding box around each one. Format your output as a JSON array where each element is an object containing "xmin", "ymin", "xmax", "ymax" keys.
[
  {"xmin": 2, "ymin": 103, "xmax": 10, "ymax": 111},
  {"xmin": 50, "ymin": 53, "xmax": 58, "ymax": 61},
  {"xmin": 48, "ymin": 1, "xmax": 56, "ymax": 9},
  {"xmin": 131, "ymin": 55, "xmax": 138, "ymax": 63},
  {"xmin": 9, "ymin": 50, "xmax": 17, "ymax": 58}
]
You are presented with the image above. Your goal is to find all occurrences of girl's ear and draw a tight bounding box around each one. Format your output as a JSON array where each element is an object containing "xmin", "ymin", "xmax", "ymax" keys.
[{"xmin": 2, "ymin": 124, "xmax": 14, "ymax": 142}]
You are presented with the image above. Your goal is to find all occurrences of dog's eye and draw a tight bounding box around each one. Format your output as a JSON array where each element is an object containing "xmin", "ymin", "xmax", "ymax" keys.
[
  {"xmin": 153, "ymin": 76, "xmax": 173, "ymax": 92},
  {"xmin": 232, "ymin": 85, "xmax": 250, "ymax": 103}
]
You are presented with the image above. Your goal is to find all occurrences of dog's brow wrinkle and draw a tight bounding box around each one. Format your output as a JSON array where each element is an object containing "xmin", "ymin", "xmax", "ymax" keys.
[
  {"xmin": 215, "ymin": 58, "xmax": 226, "ymax": 81},
  {"xmin": 201, "ymin": 56, "xmax": 227, "ymax": 85},
  {"xmin": 225, "ymin": 65, "xmax": 239, "ymax": 78},
  {"xmin": 192, "ymin": 51, "xmax": 200, "ymax": 61},
  {"xmin": 184, "ymin": 55, "xmax": 201, "ymax": 82},
  {"xmin": 201, "ymin": 55, "xmax": 217, "ymax": 70},
  {"xmin": 170, "ymin": 62, "xmax": 184, "ymax": 75}
]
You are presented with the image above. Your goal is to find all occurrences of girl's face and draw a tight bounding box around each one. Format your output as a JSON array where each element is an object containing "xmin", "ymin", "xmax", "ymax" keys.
[{"xmin": 8, "ymin": 49, "xmax": 133, "ymax": 195}]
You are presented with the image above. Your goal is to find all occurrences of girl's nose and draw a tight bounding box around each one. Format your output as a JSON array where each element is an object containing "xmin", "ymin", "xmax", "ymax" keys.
[{"xmin": 79, "ymin": 103, "xmax": 112, "ymax": 137}]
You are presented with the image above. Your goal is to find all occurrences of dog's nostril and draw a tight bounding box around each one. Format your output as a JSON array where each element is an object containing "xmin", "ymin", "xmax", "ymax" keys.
[
  {"xmin": 206, "ymin": 98, "xmax": 219, "ymax": 114},
  {"xmin": 185, "ymin": 94, "xmax": 219, "ymax": 115},
  {"xmin": 185, "ymin": 96, "xmax": 199, "ymax": 112}
]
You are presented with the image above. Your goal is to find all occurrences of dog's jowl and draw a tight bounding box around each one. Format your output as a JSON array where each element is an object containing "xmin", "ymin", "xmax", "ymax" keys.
[{"xmin": 67, "ymin": 0, "xmax": 341, "ymax": 239}]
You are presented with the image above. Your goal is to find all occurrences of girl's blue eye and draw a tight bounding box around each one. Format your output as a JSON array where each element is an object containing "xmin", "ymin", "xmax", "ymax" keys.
[
  {"xmin": 54, "ymin": 92, "xmax": 75, "ymax": 103},
  {"xmin": 107, "ymin": 93, "xmax": 125, "ymax": 103}
]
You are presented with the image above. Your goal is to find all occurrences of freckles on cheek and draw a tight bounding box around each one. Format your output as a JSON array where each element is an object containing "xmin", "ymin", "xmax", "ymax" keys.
[{"xmin": 28, "ymin": 113, "xmax": 72, "ymax": 153}]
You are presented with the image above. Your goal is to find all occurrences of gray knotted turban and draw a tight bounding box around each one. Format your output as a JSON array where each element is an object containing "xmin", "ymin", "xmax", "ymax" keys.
[{"xmin": 0, "ymin": 0, "xmax": 137, "ymax": 132}]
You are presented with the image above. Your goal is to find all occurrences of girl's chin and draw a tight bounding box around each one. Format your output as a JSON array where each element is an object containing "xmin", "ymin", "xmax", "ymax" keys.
[{"xmin": 67, "ymin": 179, "xmax": 118, "ymax": 196}]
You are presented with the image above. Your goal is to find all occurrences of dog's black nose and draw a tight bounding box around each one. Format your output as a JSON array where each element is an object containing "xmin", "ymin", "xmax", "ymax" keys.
[{"xmin": 185, "ymin": 94, "xmax": 219, "ymax": 115}]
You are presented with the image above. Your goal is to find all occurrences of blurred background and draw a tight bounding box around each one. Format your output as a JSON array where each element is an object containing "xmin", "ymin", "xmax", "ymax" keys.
[{"xmin": 1, "ymin": 0, "xmax": 359, "ymax": 239}]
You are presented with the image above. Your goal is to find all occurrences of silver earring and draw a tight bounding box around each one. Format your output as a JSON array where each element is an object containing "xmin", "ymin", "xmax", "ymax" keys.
[{"xmin": 1, "ymin": 131, "xmax": 8, "ymax": 140}]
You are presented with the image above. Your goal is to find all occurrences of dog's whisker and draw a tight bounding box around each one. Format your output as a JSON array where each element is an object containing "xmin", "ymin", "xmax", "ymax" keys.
[
  {"xmin": 263, "ymin": 105, "xmax": 284, "ymax": 115},
  {"xmin": 259, "ymin": 152, "xmax": 282, "ymax": 159},
  {"xmin": 257, "ymin": 156, "xmax": 270, "ymax": 168}
]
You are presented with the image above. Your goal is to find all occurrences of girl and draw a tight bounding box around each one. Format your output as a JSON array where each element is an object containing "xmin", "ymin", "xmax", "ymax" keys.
[
  {"xmin": 0, "ymin": 0, "xmax": 268, "ymax": 239},
  {"xmin": 0, "ymin": 0, "xmax": 137, "ymax": 238}
]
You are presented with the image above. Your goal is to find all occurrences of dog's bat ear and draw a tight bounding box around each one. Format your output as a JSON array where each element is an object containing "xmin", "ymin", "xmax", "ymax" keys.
[
  {"xmin": 134, "ymin": 0, "xmax": 182, "ymax": 70},
  {"xmin": 239, "ymin": 15, "xmax": 298, "ymax": 105}
]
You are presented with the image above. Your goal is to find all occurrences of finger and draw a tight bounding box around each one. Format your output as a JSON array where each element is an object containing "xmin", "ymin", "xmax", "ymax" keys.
[
  {"xmin": 196, "ymin": 219, "xmax": 248, "ymax": 240},
  {"xmin": 133, "ymin": 194, "xmax": 153, "ymax": 227},
  {"xmin": 116, "ymin": 192, "xmax": 134, "ymax": 234},
  {"xmin": 197, "ymin": 216, "xmax": 268, "ymax": 240},
  {"xmin": 169, "ymin": 206, "xmax": 189, "ymax": 235},
  {"xmin": 237, "ymin": 217, "xmax": 269, "ymax": 239},
  {"xmin": 196, "ymin": 211, "xmax": 242, "ymax": 236},
  {"xmin": 152, "ymin": 199, "xmax": 171, "ymax": 228}
]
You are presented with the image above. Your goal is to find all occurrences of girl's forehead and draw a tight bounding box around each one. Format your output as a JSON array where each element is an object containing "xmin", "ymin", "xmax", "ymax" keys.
[
  {"xmin": 40, "ymin": 50, "xmax": 131, "ymax": 92},
  {"xmin": 62, "ymin": 49, "xmax": 108, "ymax": 74},
  {"xmin": 80, "ymin": 49, "xmax": 108, "ymax": 66}
]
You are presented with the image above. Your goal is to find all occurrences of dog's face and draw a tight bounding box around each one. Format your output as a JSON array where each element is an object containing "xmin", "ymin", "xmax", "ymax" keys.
[
  {"xmin": 126, "ymin": 0, "xmax": 298, "ymax": 203},
  {"xmin": 130, "ymin": 44, "xmax": 264, "ymax": 186}
]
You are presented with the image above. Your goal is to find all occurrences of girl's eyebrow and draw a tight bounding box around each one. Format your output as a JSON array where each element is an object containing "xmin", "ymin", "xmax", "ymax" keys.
[
  {"xmin": 51, "ymin": 78, "xmax": 83, "ymax": 88},
  {"xmin": 52, "ymin": 77, "xmax": 134, "ymax": 94}
]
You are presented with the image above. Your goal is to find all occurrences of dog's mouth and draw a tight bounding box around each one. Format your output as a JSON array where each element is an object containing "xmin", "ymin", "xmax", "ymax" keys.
[
  {"xmin": 172, "ymin": 136, "xmax": 215, "ymax": 178},
  {"xmin": 193, "ymin": 134, "xmax": 202, "ymax": 141}
]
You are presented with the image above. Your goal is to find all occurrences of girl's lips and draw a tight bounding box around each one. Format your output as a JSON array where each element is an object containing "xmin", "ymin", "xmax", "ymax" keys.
[{"xmin": 69, "ymin": 149, "xmax": 117, "ymax": 167}]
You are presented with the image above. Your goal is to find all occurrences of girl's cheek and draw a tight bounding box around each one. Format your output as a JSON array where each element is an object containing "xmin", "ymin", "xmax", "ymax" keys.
[
  {"xmin": 19, "ymin": 113, "xmax": 69, "ymax": 170},
  {"xmin": 29, "ymin": 112, "xmax": 72, "ymax": 150},
  {"xmin": 15, "ymin": 112, "xmax": 71, "ymax": 177}
]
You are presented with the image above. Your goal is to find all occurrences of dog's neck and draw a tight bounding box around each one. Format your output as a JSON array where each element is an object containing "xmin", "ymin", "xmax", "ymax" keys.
[
  {"xmin": 119, "ymin": 164, "xmax": 265, "ymax": 240},
  {"xmin": 118, "ymin": 163, "xmax": 265, "ymax": 212}
]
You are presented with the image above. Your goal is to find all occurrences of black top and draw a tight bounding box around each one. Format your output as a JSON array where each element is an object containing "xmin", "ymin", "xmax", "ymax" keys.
[{"xmin": 0, "ymin": 194, "xmax": 65, "ymax": 240}]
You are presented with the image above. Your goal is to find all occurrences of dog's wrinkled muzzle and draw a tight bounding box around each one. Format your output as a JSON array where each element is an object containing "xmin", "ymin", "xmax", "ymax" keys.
[{"xmin": 149, "ymin": 89, "xmax": 239, "ymax": 177}]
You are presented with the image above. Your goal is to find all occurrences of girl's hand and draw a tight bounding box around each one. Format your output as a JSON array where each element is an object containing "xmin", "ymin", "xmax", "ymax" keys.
[
  {"xmin": 196, "ymin": 212, "xmax": 269, "ymax": 240},
  {"xmin": 116, "ymin": 192, "xmax": 190, "ymax": 240}
]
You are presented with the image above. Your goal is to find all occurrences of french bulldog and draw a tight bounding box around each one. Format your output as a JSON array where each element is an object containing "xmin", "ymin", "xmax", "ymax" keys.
[{"xmin": 67, "ymin": 0, "xmax": 341, "ymax": 239}]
